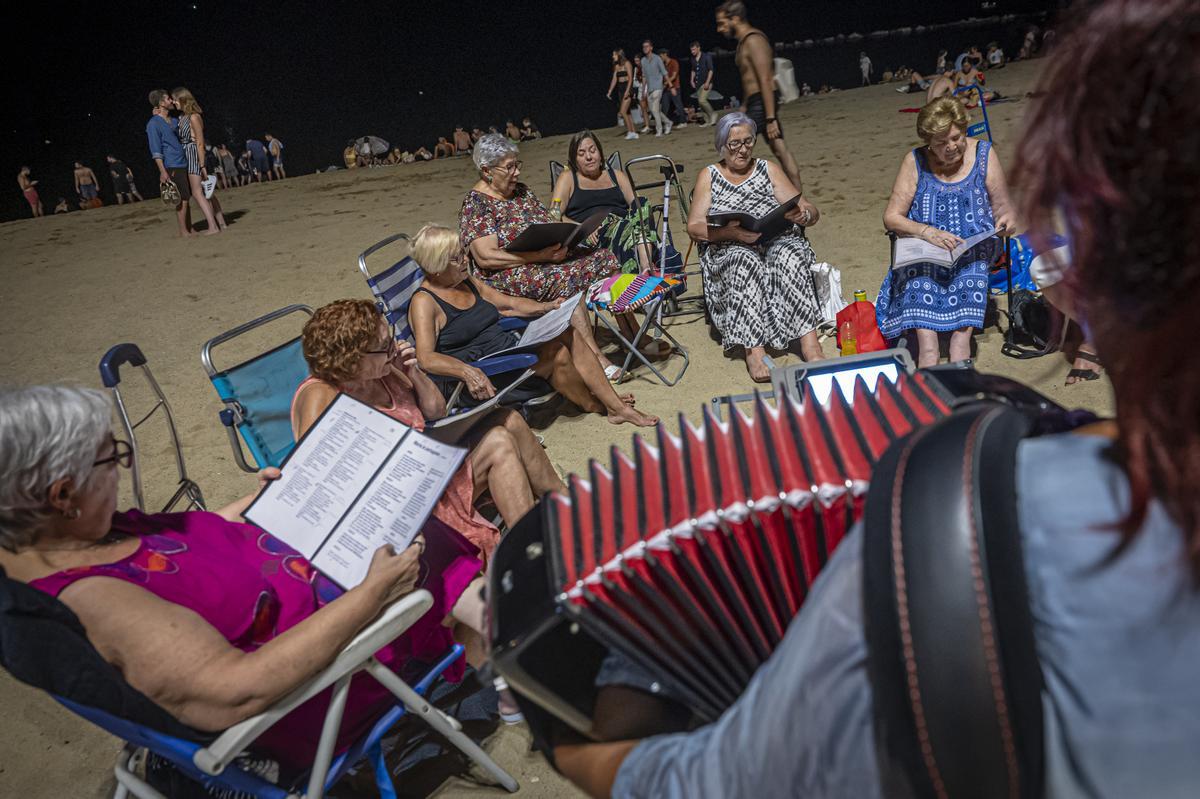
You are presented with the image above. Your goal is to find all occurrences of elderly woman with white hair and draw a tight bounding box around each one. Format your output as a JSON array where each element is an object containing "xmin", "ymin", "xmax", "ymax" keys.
[
  {"xmin": 0, "ymin": 385, "xmax": 512, "ymax": 777},
  {"xmin": 460, "ymin": 133, "xmax": 621, "ymax": 303},
  {"xmin": 686, "ymin": 112, "xmax": 825, "ymax": 382}
]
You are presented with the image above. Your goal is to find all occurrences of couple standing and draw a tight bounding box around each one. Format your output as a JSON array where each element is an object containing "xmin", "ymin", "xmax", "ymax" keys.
[{"xmin": 145, "ymin": 88, "xmax": 227, "ymax": 237}]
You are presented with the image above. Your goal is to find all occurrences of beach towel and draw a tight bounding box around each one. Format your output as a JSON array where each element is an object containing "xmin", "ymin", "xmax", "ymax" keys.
[
  {"xmin": 899, "ymin": 107, "xmax": 922, "ymax": 113},
  {"xmin": 590, "ymin": 273, "xmax": 680, "ymax": 313}
]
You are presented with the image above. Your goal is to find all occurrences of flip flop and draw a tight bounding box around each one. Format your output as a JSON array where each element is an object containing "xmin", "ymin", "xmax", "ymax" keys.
[
  {"xmin": 1066, "ymin": 351, "xmax": 1103, "ymax": 385},
  {"xmin": 604, "ymin": 364, "xmax": 625, "ymax": 382}
]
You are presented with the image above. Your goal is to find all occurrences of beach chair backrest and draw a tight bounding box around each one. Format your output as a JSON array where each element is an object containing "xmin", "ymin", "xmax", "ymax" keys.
[
  {"xmin": 548, "ymin": 151, "xmax": 623, "ymax": 194},
  {"xmin": 358, "ymin": 233, "xmax": 422, "ymax": 343},
  {"xmin": 210, "ymin": 338, "xmax": 310, "ymax": 469}
]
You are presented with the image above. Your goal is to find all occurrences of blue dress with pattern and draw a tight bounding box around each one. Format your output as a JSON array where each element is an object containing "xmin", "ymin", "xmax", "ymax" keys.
[{"xmin": 875, "ymin": 140, "xmax": 997, "ymax": 338}]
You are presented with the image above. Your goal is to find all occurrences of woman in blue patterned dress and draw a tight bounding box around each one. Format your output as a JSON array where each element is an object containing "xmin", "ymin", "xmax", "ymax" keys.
[{"xmin": 876, "ymin": 97, "xmax": 1016, "ymax": 367}]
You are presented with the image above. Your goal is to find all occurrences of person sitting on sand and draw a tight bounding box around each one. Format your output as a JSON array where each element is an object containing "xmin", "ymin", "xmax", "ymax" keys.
[
  {"xmin": 686, "ymin": 112, "xmax": 825, "ymax": 382},
  {"xmin": 520, "ymin": 117, "xmax": 541, "ymax": 140},
  {"xmin": 470, "ymin": 127, "xmax": 484, "ymax": 146},
  {"xmin": 955, "ymin": 59, "xmax": 997, "ymax": 106},
  {"xmin": 414, "ymin": 146, "xmax": 433, "ymax": 162},
  {"xmin": 453, "ymin": 127, "xmax": 472, "ymax": 155},
  {"xmin": 435, "ymin": 137, "xmax": 455, "ymax": 158},
  {"xmin": 875, "ymin": 96, "xmax": 1016, "ymax": 368},
  {"xmin": 926, "ymin": 65, "xmax": 958, "ymax": 102},
  {"xmin": 504, "ymin": 120, "xmax": 522, "ymax": 142},
  {"xmin": 292, "ymin": 299, "xmax": 569, "ymax": 555},
  {"xmin": 460, "ymin": 134, "xmax": 621, "ymax": 305},
  {"xmin": 408, "ymin": 225, "xmax": 658, "ymax": 428},
  {"xmin": 551, "ymin": 130, "xmax": 656, "ymax": 274},
  {"xmin": 0, "ymin": 385, "xmax": 503, "ymax": 782},
  {"xmin": 53, "ymin": 197, "xmax": 70, "ymax": 214},
  {"xmin": 897, "ymin": 70, "xmax": 931, "ymax": 93}
]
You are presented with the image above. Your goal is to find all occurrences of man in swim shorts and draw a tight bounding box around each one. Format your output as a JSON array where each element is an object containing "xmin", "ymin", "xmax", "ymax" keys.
[
  {"xmin": 265, "ymin": 133, "xmax": 286, "ymax": 179},
  {"xmin": 715, "ymin": 0, "xmax": 819, "ymax": 223},
  {"xmin": 17, "ymin": 167, "xmax": 43, "ymax": 217},
  {"xmin": 74, "ymin": 161, "xmax": 101, "ymax": 205}
]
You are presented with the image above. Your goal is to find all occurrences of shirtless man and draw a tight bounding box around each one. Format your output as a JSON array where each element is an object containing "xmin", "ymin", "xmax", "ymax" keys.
[
  {"xmin": 926, "ymin": 66, "xmax": 958, "ymax": 102},
  {"xmin": 17, "ymin": 167, "xmax": 43, "ymax": 217},
  {"xmin": 434, "ymin": 136, "xmax": 455, "ymax": 158},
  {"xmin": 715, "ymin": 0, "xmax": 818, "ymax": 221},
  {"xmin": 453, "ymin": 126, "xmax": 472, "ymax": 155},
  {"xmin": 74, "ymin": 162, "xmax": 101, "ymax": 206}
]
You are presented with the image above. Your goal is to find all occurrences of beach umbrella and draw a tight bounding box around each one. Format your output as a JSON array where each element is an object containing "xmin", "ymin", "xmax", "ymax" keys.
[{"xmin": 355, "ymin": 135, "xmax": 390, "ymax": 156}]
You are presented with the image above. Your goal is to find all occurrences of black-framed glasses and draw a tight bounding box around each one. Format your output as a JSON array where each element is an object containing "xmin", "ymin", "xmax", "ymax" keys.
[
  {"xmin": 364, "ymin": 337, "xmax": 397, "ymax": 357},
  {"xmin": 725, "ymin": 136, "xmax": 756, "ymax": 152},
  {"xmin": 491, "ymin": 160, "xmax": 523, "ymax": 174},
  {"xmin": 94, "ymin": 438, "xmax": 133, "ymax": 469}
]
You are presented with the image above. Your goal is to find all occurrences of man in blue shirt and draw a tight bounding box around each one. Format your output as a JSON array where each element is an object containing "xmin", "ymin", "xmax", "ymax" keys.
[
  {"xmin": 690, "ymin": 41, "xmax": 717, "ymax": 126},
  {"xmin": 245, "ymin": 139, "xmax": 270, "ymax": 182},
  {"xmin": 145, "ymin": 89, "xmax": 192, "ymax": 237}
]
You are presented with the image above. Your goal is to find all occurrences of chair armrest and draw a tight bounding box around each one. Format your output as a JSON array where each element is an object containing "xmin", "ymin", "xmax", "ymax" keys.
[
  {"xmin": 498, "ymin": 317, "xmax": 527, "ymax": 332},
  {"xmin": 193, "ymin": 590, "xmax": 434, "ymax": 776},
  {"xmin": 473, "ymin": 353, "xmax": 537, "ymax": 377}
]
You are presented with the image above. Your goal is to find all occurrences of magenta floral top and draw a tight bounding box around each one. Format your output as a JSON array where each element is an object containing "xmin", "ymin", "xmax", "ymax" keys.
[
  {"xmin": 30, "ymin": 509, "xmax": 480, "ymax": 774},
  {"xmin": 459, "ymin": 183, "xmax": 619, "ymax": 301}
]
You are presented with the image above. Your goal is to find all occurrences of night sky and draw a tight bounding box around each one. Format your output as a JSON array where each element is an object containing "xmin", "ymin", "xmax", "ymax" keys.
[{"xmin": 5, "ymin": 0, "xmax": 1059, "ymax": 221}]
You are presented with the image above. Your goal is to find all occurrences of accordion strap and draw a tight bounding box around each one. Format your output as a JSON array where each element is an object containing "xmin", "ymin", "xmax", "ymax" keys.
[{"xmin": 863, "ymin": 404, "xmax": 1045, "ymax": 799}]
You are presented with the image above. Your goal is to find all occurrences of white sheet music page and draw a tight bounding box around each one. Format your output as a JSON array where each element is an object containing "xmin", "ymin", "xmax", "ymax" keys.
[
  {"xmin": 314, "ymin": 431, "xmax": 465, "ymax": 588},
  {"xmin": 245, "ymin": 393, "xmax": 404, "ymax": 559}
]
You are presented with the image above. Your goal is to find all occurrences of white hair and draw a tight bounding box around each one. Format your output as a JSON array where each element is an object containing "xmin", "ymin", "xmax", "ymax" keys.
[
  {"xmin": 0, "ymin": 386, "xmax": 112, "ymax": 551},
  {"xmin": 714, "ymin": 112, "xmax": 757, "ymax": 154},
  {"xmin": 473, "ymin": 133, "xmax": 519, "ymax": 171}
]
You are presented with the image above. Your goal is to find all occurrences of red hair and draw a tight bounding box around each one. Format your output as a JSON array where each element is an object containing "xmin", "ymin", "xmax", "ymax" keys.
[{"xmin": 1014, "ymin": 0, "xmax": 1200, "ymax": 578}]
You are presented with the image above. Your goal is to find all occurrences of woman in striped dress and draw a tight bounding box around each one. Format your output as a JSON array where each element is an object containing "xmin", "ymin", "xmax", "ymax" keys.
[
  {"xmin": 172, "ymin": 87, "xmax": 226, "ymax": 234},
  {"xmin": 686, "ymin": 112, "xmax": 824, "ymax": 382}
]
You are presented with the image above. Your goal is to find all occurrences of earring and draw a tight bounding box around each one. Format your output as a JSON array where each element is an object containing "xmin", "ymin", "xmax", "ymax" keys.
[{"xmin": 63, "ymin": 508, "xmax": 81, "ymax": 520}]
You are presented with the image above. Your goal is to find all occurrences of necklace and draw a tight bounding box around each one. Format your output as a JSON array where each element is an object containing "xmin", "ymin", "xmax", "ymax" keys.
[{"xmin": 30, "ymin": 531, "xmax": 127, "ymax": 553}]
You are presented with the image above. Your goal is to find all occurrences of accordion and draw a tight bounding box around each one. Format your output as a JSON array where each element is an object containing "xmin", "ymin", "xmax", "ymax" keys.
[{"xmin": 489, "ymin": 371, "xmax": 952, "ymax": 737}]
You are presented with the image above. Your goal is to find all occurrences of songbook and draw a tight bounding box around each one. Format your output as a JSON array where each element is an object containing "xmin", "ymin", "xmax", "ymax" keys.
[
  {"xmin": 478, "ymin": 292, "xmax": 582, "ymax": 359},
  {"xmin": 244, "ymin": 393, "xmax": 466, "ymax": 589},
  {"xmin": 892, "ymin": 226, "xmax": 996, "ymax": 269},
  {"xmin": 706, "ymin": 194, "xmax": 800, "ymax": 241},
  {"xmin": 504, "ymin": 211, "xmax": 609, "ymax": 253}
]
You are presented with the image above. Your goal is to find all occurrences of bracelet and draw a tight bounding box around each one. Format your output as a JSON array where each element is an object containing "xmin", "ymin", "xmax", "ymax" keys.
[{"xmin": 765, "ymin": 117, "xmax": 778, "ymax": 123}]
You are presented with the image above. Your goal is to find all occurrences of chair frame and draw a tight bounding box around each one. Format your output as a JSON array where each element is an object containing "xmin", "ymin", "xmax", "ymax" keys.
[
  {"xmin": 953, "ymin": 83, "xmax": 994, "ymax": 142},
  {"xmin": 100, "ymin": 344, "xmax": 206, "ymax": 512},
  {"xmin": 62, "ymin": 591, "xmax": 517, "ymax": 798},
  {"xmin": 201, "ymin": 304, "xmax": 315, "ymax": 473}
]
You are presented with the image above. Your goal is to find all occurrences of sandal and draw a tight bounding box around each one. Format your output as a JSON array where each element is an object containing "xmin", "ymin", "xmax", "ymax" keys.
[
  {"xmin": 1065, "ymin": 350, "xmax": 1103, "ymax": 385},
  {"xmin": 604, "ymin": 364, "xmax": 625, "ymax": 383}
]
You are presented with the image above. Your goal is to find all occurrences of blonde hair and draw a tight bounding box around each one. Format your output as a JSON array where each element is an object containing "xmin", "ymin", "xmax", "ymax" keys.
[
  {"xmin": 171, "ymin": 86, "xmax": 203, "ymax": 116},
  {"xmin": 412, "ymin": 224, "xmax": 461, "ymax": 276},
  {"xmin": 916, "ymin": 96, "xmax": 969, "ymax": 142}
]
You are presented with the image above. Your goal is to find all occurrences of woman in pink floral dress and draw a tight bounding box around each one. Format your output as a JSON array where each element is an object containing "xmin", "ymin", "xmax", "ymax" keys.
[{"xmin": 460, "ymin": 134, "xmax": 620, "ymax": 302}]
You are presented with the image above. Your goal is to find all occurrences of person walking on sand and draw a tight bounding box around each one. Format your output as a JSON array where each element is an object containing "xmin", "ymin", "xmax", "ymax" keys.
[
  {"xmin": 659, "ymin": 47, "xmax": 688, "ymax": 127},
  {"xmin": 639, "ymin": 40, "xmax": 671, "ymax": 136},
  {"xmin": 266, "ymin": 133, "xmax": 286, "ymax": 179},
  {"xmin": 607, "ymin": 49, "xmax": 639, "ymax": 140},
  {"xmin": 74, "ymin": 162, "xmax": 101, "ymax": 206},
  {"xmin": 859, "ymin": 51, "xmax": 873, "ymax": 85},
  {"xmin": 716, "ymin": 1, "xmax": 812, "ymax": 203},
  {"xmin": 106, "ymin": 155, "xmax": 141, "ymax": 204},
  {"xmin": 17, "ymin": 167, "xmax": 43, "ymax": 217},
  {"xmin": 690, "ymin": 41, "xmax": 717, "ymax": 126},
  {"xmin": 146, "ymin": 89, "xmax": 193, "ymax": 237},
  {"xmin": 172, "ymin": 86, "xmax": 227, "ymax": 234}
]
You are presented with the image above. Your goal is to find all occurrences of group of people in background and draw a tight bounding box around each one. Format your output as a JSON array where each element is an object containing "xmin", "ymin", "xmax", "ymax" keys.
[{"xmin": 608, "ymin": 39, "xmax": 716, "ymax": 141}]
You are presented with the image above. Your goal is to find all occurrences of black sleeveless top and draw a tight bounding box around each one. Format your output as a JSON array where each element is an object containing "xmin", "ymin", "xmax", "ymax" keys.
[
  {"xmin": 564, "ymin": 167, "xmax": 629, "ymax": 221},
  {"xmin": 415, "ymin": 281, "xmax": 518, "ymax": 363}
]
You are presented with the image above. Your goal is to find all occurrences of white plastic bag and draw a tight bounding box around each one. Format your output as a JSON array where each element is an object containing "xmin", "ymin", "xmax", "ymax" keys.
[{"xmin": 810, "ymin": 261, "xmax": 849, "ymax": 327}]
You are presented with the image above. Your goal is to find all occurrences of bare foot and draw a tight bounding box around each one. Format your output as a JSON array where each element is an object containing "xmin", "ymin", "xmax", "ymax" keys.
[
  {"xmin": 201, "ymin": 227, "xmax": 220, "ymax": 236},
  {"xmin": 607, "ymin": 405, "xmax": 659, "ymax": 427},
  {"xmin": 744, "ymin": 351, "xmax": 771, "ymax": 383}
]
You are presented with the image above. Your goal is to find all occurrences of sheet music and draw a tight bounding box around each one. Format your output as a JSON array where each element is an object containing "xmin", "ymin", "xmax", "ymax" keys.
[
  {"xmin": 892, "ymin": 227, "xmax": 995, "ymax": 269},
  {"xmin": 244, "ymin": 393, "xmax": 465, "ymax": 589},
  {"xmin": 479, "ymin": 292, "xmax": 582, "ymax": 358}
]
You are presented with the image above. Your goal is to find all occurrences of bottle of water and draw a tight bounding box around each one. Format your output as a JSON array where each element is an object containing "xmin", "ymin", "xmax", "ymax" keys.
[{"xmin": 549, "ymin": 198, "xmax": 563, "ymax": 221}]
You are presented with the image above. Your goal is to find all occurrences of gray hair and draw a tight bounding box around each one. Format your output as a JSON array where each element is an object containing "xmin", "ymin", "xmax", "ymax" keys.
[
  {"xmin": 714, "ymin": 112, "xmax": 757, "ymax": 154},
  {"xmin": 472, "ymin": 133, "xmax": 519, "ymax": 171},
  {"xmin": 0, "ymin": 386, "xmax": 112, "ymax": 551}
]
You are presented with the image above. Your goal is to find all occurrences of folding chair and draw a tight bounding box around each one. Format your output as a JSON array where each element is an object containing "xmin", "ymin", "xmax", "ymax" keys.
[
  {"xmin": 99, "ymin": 344, "xmax": 205, "ymax": 512},
  {"xmin": 0, "ymin": 570, "xmax": 517, "ymax": 798},
  {"xmin": 548, "ymin": 150, "xmax": 623, "ymax": 193},
  {"xmin": 953, "ymin": 83, "xmax": 994, "ymax": 142},
  {"xmin": 201, "ymin": 305, "xmax": 315, "ymax": 473},
  {"xmin": 358, "ymin": 233, "xmax": 556, "ymax": 425}
]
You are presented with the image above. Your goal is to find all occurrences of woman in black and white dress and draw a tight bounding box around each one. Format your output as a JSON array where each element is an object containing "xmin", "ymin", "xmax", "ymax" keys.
[
  {"xmin": 687, "ymin": 112, "xmax": 824, "ymax": 382},
  {"xmin": 172, "ymin": 86, "xmax": 226, "ymax": 234}
]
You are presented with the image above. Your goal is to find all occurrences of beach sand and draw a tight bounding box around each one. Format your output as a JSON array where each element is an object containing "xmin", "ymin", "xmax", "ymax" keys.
[{"xmin": 0, "ymin": 59, "xmax": 1111, "ymax": 797}]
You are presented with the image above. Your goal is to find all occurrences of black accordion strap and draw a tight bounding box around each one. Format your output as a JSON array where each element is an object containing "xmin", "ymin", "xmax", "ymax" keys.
[{"xmin": 863, "ymin": 404, "xmax": 1045, "ymax": 799}]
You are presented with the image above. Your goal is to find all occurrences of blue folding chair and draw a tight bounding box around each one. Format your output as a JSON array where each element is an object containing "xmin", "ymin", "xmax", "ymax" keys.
[
  {"xmin": 357, "ymin": 232, "xmax": 556, "ymax": 420},
  {"xmin": 954, "ymin": 83, "xmax": 994, "ymax": 142},
  {"xmin": 202, "ymin": 305, "xmax": 315, "ymax": 473}
]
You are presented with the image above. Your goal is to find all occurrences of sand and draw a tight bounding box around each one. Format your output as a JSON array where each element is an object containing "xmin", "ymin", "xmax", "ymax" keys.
[{"xmin": 0, "ymin": 59, "xmax": 1112, "ymax": 797}]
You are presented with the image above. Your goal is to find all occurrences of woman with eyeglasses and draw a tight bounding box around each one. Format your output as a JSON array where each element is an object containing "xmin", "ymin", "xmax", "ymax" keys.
[
  {"xmin": 459, "ymin": 133, "xmax": 621, "ymax": 305},
  {"xmin": 0, "ymin": 385, "xmax": 456, "ymax": 777},
  {"xmin": 686, "ymin": 112, "xmax": 825, "ymax": 382}
]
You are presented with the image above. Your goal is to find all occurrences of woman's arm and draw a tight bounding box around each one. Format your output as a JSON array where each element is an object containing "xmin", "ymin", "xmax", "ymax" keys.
[
  {"xmin": 192, "ymin": 115, "xmax": 207, "ymax": 163},
  {"xmin": 763, "ymin": 160, "xmax": 821, "ymax": 226},
  {"xmin": 61, "ymin": 543, "xmax": 421, "ymax": 731},
  {"xmin": 292, "ymin": 380, "xmax": 340, "ymax": 439},
  {"xmin": 409, "ymin": 292, "xmax": 496, "ymax": 401},
  {"xmin": 607, "ymin": 68, "xmax": 618, "ymax": 97},
  {"xmin": 984, "ymin": 147, "xmax": 1019, "ymax": 233},
  {"xmin": 468, "ymin": 233, "xmax": 566, "ymax": 270},
  {"xmin": 552, "ymin": 170, "xmax": 576, "ymax": 222},
  {"xmin": 687, "ymin": 168, "xmax": 758, "ymax": 244},
  {"xmin": 882, "ymin": 152, "xmax": 929, "ymax": 237},
  {"xmin": 614, "ymin": 171, "xmax": 638, "ymax": 207},
  {"xmin": 471, "ymin": 275, "xmax": 553, "ymax": 317}
]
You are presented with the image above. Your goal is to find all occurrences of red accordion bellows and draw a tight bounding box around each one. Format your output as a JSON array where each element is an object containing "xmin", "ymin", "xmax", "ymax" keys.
[{"xmin": 541, "ymin": 372, "xmax": 950, "ymax": 721}]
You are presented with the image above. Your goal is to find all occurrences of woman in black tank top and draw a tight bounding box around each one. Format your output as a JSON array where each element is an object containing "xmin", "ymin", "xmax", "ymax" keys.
[
  {"xmin": 406, "ymin": 224, "xmax": 659, "ymax": 427},
  {"xmin": 551, "ymin": 130, "xmax": 658, "ymax": 273}
]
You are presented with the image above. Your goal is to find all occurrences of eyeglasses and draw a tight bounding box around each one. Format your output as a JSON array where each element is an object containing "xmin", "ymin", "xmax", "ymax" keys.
[
  {"xmin": 491, "ymin": 160, "xmax": 523, "ymax": 174},
  {"xmin": 725, "ymin": 137, "xmax": 756, "ymax": 152},
  {"xmin": 94, "ymin": 438, "xmax": 133, "ymax": 469},
  {"xmin": 364, "ymin": 337, "xmax": 397, "ymax": 357}
]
